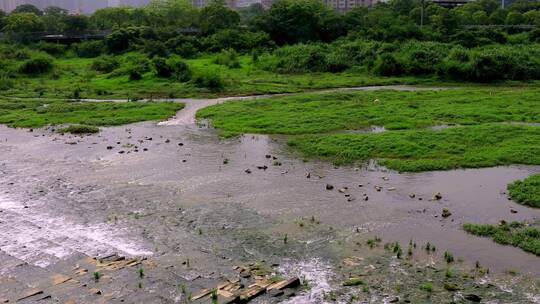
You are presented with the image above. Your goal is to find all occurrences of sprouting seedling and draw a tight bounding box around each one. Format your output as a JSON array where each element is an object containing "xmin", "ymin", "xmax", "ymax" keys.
[
  {"xmin": 211, "ymin": 288, "xmax": 218, "ymax": 303},
  {"xmin": 138, "ymin": 282, "xmax": 142, "ymax": 288},
  {"xmin": 139, "ymin": 267, "xmax": 144, "ymax": 278},
  {"xmin": 198, "ymin": 228, "xmax": 203, "ymax": 235},
  {"xmin": 93, "ymin": 271, "xmax": 101, "ymax": 282},
  {"xmin": 284, "ymin": 234, "xmax": 288, "ymax": 244}
]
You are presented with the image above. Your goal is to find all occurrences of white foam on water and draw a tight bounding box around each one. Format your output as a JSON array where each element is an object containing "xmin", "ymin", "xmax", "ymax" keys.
[
  {"xmin": 0, "ymin": 195, "xmax": 152, "ymax": 268},
  {"xmin": 279, "ymin": 258, "xmax": 336, "ymax": 304}
]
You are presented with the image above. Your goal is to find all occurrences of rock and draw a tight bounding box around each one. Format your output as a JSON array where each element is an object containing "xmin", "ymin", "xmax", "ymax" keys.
[
  {"xmin": 363, "ymin": 196, "xmax": 369, "ymax": 201},
  {"xmin": 510, "ymin": 209, "xmax": 517, "ymax": 214},
  {"xmin": 143, "ymin": 148, "xmax": 148, "ymax": 151},
  {"xmin": 433, "ymin": 192, "xmax": 442, "ymax": 200},
  {"xmin": 389, "ymin": 296, "xmax": 399, "ymax": 303},
  {"xmin": 409, "ymin": 193, "xmax": 416, "ymax": 198},
  {"xmin": 338, "ymin": 188, "xmax": 347, "ymax": 193},
  {"xmin": 89, "ymin": 288, "xmax": 102, "ymax": 295},
  {"xmin": 257, "ymin": 165, "xmax": 268, "ymax": 170},
  {"xmin": 182, "ymin": 160, "xmax": 187, "ymax": 163},
  {"xmin": 347, "ymin": 197, "xmax": 355, "ymax": 202},
  {"xmin": 326, "ymin": 184, "xmax": 334, "ymax": 190},
  {"xmin": 245, "ymin": 169, "xmax": 252, "ymax": 174},
  {"xmin": 178, "ymin": 143, "xmax": 184, "ymax": 146},
  {"xmin": 165, "ymin": 139, "xmax": 170, "ymax": 143},
  {"xmin": 387, "ymin": 187, "xmax": 396, "ymax": 191},
  {"xmin": 306, "ymin": 172, "xmax": 311, "ymax": 178},
  {"xmin": 265, "ymin": 154, "xmax": 271, "ymax": 159},
  {"xmin": 358, "ymin": 184, "xmax": 363, "ymax": 187},
  {"xmin": 382, "ymin": 177, "xmax": 389, "ymax": 181},
  {"xmin": 442, "ymin": 208, "xmax": 452, "ymax": 218},
  {"xmin": 375, "ymin": 186, "xmax": 382, "ymax": 192},
  {"xmin": 464, "ymin": 294, "xmax": 481, "ymax": 302},
  {"xmin": 118, "ymin": 151, "xmax": 125, "ymax": 154},
  {"xmin": 106, "ymin": 146, "xmax": 113, "ymax": 150}
]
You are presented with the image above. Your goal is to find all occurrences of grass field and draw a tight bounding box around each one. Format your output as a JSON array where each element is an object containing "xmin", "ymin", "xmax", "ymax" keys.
[
  {"xmin": 508, "ymin": 174, "xmax": 540, "ymax": 208},
  {"xmin": 198, "ymin": 87, "xmax": 540, "ymax": 171},
  {"xmin": 0, "ymin": 98, "xmax": 184, "ymax": 129},
  {"xmin": 463, "ymin": 221, "xmax": 540, "ymax": 256},
  {"xmin": 0, "ymin": 55, "xmax": 427, "ymax": 100}
]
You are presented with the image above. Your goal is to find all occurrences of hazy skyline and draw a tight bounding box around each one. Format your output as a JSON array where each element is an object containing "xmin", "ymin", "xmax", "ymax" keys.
[{"xmin": 0, "ymin": 0, "xmax": 150, "ymax": 14}]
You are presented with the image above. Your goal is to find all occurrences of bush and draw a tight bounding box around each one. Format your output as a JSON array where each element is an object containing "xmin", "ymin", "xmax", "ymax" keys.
[
  {"xmin": 373, "ymin": 53, "xmax": 403, "ymax": 76},
  {"xmin": 193, "ymin": 72, "xmax": 224, "ymax": 91},
  {"xmin": 74, "ymin": 41, "xmax": 105, "ymax": 58},
  {"xmin": 19, "ymin": 56, "xmax": 54, "ymax": 75},
  {"xmin": 91, "ymin": 55, "xmax": 119, "ymax": 73},
  {"xmin": 57, "ymin": 124, "xmax": 100, "ymax": 134},
  {"xmin": 36, "ymin": 42, "xmax": 66, "ymax": 57},
  {"xmin": 213, "ymin": 49, "xmax": 241, "ymax": 68},
  {"xmin": 153, "ymin": 57, "xmax": 192, "ymax": 82},
  {"xmin": 397, "ymin": 41, "xmax": 450, "ymax": 75},
  {"xmin": 128, "ymin": 66, "xmax": 144, "ymax": 81},
  {"xmin": 272, "ymin": 44, "xmax": 328, "ymax": 73}
]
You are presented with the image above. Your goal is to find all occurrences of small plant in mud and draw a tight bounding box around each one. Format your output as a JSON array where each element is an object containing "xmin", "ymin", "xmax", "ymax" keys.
[
  {"xmin": 283, "ymin": 234, "xmax": 288, "ymax": 244},
  {"xmin": 445, "ymin": 268, "xmax": 455, "ymax": 278},
  {"xmin": 198, "ymin": 228, "xmax": 203, "ymax": 235},
  {"xmin": 362, "ymin": 285, "xmax": 369, "ymax": 293},
  {"xmin": 93, "ymin": 271, "xmax": 101, "ymax": 282},
  {"xmin": 392, "ymin": 242, "xmax": 402, "ymax": 259},
  {"xmin": 419, "ymin": 282, "xmax": 433, "ymax": 293},
  {"xmin": 343, "ymin": 278, "xmax": 364, "ymax": 286},
  {"xmin": 444, "ymin": 251, "xmax": 454, "ymax": 263},
  {"xmin": 367, "ymin": 236, "xmax": 382, "ymax": 248},
  {"xmin": 138, "ymin": 282, "xmax": 142, "ymax": 288},
  {"xmin": 180, "ymin": 283, "xmax": 187, "ymax": 294},
  {"xmin": 211, "ymin": 288, "xmax": 218, "ymax": 303},
  {"xmin": 138, "ymin": 267, "xmax": 144, "ymax": 278},
  {"xmin": 223, "ymin": 158, "xmax": 229, "ymax": 164}
]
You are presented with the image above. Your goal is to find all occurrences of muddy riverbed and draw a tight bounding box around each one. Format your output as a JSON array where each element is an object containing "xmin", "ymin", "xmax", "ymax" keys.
[{"xmin": 1, "ymin": 89, "xmax": 540, "ymax": 303}]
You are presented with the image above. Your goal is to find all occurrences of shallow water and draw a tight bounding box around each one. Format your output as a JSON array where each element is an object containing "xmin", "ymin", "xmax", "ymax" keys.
[{"xmin": 0, "ymin": 89, "xmax": 539, "ymax": 301}]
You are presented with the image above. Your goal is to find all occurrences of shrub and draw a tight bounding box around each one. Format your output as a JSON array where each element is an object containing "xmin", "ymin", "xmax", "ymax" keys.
[
  {"xmin": 213, "ymin": 49, "xmax": 241, "ymax": 68},
  {"xmin": 153, "ymin": 56, "xmax": 192, "ymax": 82},
  {"xmin": 272, "ymin": 44, "xmax": 328, "ymax": 73},
  {"xmin": 19, "ymin": 56, "xmax": 54, "ymax": 75},
  {"xmin": 507, "ymin": 174, "xmax": 540, "ymax": 208},
  {"xmin": 74, "ymin": 41, "xmax": 105, "ymax": 58},
  {"xmin": 128, "ymin": 66, "xmax": 143, "ymax": 81},
  {"xmin": 91, "ymin": 55, "xmax": 119, "ymax": 73},
  {"xmin": 373, "ymin": 53, "xmax": 403, "ymax": 76},
  {"xmin": 193, "ymin": 72, "xmax": 224, "ymax": 91},
  {"xmin": 36, "ymin": 42, "xmax": 66, "ymax": 57},
  {"xmin": 57, "ymin": 124, "xmax": 99, "ymax": 134}
]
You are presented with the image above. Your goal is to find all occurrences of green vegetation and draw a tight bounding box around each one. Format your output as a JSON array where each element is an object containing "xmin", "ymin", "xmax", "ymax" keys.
[
  {"xmin": 198, "ymin": 88, "xmax": 540, "ymax": 171},
  {"xmin": 289, "ymin": 124, "xmax": 540, "ymax": 171},
  {"xmin": 463, "ymin": 221, "xmax": 540, "ymax": 256},
  {"xmin": 56, "ymin": 124, "xmax": 99, "ymax": 134},
  {"xmin": 507, "ymin": 174, "xmax": 540, "ymax": 208},
  {"xmin": 0, "ymin": 99, "xmax": 183, "ymax": 128},
  {"xmin": 198, "ymin": 88, "xmax": 540, "ymax": 135},
  {"xmin": 343, "ymin": 278, "xmax": 365, "ymax": 286}
]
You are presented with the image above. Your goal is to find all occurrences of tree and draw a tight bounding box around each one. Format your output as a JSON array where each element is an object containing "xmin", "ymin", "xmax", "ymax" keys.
[
  {"xmin": 506, "ymin": 11, "xmax": 525, "ymax": 24},
  {"xmin": 63, "ymin": 15, "xmax": 89, "ymax": 33},
  {"xmin": 472, "ymin": 11, "xmax": 489, "ymax": 25},
  {"xmin": 13, "ymin": 4, "xmax": 43, "ymax": 16},
  {"xmin": 42, "ymin": 6, "xmax": 68, "ymax": 32},
  {"xmin": 145, "ymin": 0, "xmax": 198, "ymax": 27},
  {"xmin": 254, "ymin": 0, "xmax": 331, "ymax": 45},
  {"xmin": 199, "ymin": 0, "xmax": 240, "ymax": 35},
  {"xmin": 3, "ymin": 13, "xmax": 44, "ymax": 42}
]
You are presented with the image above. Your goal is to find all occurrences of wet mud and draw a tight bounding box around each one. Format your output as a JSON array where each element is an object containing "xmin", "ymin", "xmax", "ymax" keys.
[{"xmin": 1, "ymin": 87, "xmax": 539, "ymax": 303}]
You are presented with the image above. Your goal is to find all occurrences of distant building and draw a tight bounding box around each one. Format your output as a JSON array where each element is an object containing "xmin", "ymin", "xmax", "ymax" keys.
[
  {"xmin": 1, "ymin": 0, "xmax": 149, "ymax": 13},
  {"xmin": 324, "ymin": 0, "xmax": 378, "ymax": 11}
]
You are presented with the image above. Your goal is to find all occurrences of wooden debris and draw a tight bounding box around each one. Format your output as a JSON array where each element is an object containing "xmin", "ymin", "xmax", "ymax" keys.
[
  {"xmin": 16, "ymin": 289, "xmax": 44, "ymax": 301},
  {"xmin": 267, "ymin": 278, "xmax": 300, "ymax": 291},
  {"xmin": 51, "ymin": 274, "xmax": 72, "ymax": 285}
]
